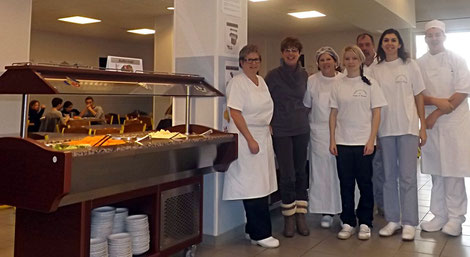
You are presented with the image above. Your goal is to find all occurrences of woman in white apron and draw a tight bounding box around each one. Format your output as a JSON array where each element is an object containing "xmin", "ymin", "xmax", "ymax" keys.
[
  {"xmin": 222, "ymin": 44, "xmax": 279, "ymax": 248},
  {"xmin": 371, "ymin": 29, "xmax": 427, "ymax": 241},
  {"xmin": 418, "ymin": 20, "xmax": 470, "ymax": 236},
  {"xmin": 303, "ymin": 46, "xmax": 342, "ymax": 228}
]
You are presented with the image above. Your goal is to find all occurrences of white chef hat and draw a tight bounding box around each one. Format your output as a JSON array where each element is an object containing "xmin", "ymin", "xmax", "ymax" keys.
[
  {"xmin": 315, "ymin": 46, "xmax": 340, "ymax": 65},
  {"xmin": 424, "ymin": 19, "xmax": 446, "ymax": 33}
]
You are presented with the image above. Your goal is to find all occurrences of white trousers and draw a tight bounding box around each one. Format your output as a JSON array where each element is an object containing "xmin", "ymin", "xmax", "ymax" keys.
[{"xmin": 430, "ymin": 175, "xmax": 467, "ymax": 224}]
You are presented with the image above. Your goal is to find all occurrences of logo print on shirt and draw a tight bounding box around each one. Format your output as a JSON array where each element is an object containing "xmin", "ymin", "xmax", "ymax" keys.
[
  {"xmin": 395, "ymin": 74, "xmax": 408, "ymax": 85},
  {"xmin": 353, "ymin": 89, "xmax": 367, "ymax": 97}
]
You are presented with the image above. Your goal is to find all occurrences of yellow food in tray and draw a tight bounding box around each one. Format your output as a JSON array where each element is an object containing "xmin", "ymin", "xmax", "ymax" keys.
[{"xmin": 149, "ymin": 130, "xmax": 187, "ymax": 139}]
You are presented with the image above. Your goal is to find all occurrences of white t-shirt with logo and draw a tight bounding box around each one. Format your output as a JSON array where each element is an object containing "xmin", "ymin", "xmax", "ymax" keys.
[
  {"xmin": 371, "ymin": 59, "xmax": 425, "ymax": 137},
  {"xmin": 330, "ymin": 76, "xmax": 387, "ymax": 145}
]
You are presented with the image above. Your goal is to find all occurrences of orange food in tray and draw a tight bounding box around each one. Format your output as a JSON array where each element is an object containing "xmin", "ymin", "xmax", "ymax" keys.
[{"xmin": 67, "ymin": 136, "xmax": 126, "ymax": 146}]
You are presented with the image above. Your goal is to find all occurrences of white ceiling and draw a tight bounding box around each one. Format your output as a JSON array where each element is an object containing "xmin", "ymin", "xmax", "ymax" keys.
[{"xmin": 31, "ymin": 0, "xmax": 470, "ymax": 41}]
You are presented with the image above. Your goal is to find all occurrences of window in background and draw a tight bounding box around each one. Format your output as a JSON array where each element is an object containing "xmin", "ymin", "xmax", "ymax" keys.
[{"xmin": 416, "ymin": 32, "xmax": 470, "ymax": 62}]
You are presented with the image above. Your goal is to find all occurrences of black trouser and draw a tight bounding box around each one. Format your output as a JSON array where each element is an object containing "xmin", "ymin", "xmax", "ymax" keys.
[
  {"xmin": 243, "ymin": 196, "xmax": 272, "ymax": 241},
  {"xmin": 336, "ymin": 145, "xmax": 375, "ymax": 227},
  {"xmin": 272, "ymin": 132, "xmax": 309, "ymax": 205}
]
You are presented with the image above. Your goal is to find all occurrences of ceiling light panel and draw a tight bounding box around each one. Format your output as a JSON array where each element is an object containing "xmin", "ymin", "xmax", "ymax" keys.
[
  {"xmin": 58, "ymin": 16, "xmax": 101, "ymax": 24},
  {"xmin": 250, "ymin": 0, "xmax": 269, "ymax": 2},
  {"xmin": 127, "ymin": 29, "xmax": 156, "ymax": 35},
  {"xmin": 287, "ymin": 10, "xmax": 325, "ymax": 19}
]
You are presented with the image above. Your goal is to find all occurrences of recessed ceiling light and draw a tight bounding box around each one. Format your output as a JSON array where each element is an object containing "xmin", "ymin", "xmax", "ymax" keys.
[
  {"xmin": 287, "ymin": 10, "xmax": 325, "ymax": 19},
  {"xmin": 167, "ymin": 6, "xmax": 175, "ymax": 10},
  {"xmin": 127, "ymin": 28, "xmax": 156, "ymax": 35},
  {"xmin": 250, "ymin": 0, "xmax": 268, "ymax": 2},
  {"xmin": 58, "ymin": 16, "xmax": 101, "ymax": 24}
]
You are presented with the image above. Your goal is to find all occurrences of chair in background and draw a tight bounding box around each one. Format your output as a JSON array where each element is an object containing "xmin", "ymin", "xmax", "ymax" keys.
[
  {"xmin": 62, "ymin": 126, "xmax": 92, "ymax": 135},
  {"xmin": 105, "ymin": 113, "xmax": 121, "ymax": 125},
  {"xmin": 126, "ymin": 113, "xmax": 139, "ymax": 119},
  {"xmin": 67, "ymin": 119, "xmax": 91, "ymax": 128},
  {"xmin": 137, "ymin": 116, "xmax": 153, "ymax": 131},
  {"xmin": 123, "ymin": 118, "xmax": 142, "ymax": 126},
  {"xmin": 121, "ymin": 123, "xmax": 146, "ymax": 133},
  {"xmin": 93, "ymin": 127, "xmax": 121, "ymax": 135}
]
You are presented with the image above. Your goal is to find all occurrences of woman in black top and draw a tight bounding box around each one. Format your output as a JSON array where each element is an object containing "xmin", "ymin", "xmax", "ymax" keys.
[
  {"xmin": 265, "ymin": 37, "xmax": 310, "ymax": 237},
  {"xmin": 28, "ymin": 100, "xmax": 45, "ymax": 132},
  {"xmin": 61, "ymin": 101, "xmax": 80, "ymax": 118}
]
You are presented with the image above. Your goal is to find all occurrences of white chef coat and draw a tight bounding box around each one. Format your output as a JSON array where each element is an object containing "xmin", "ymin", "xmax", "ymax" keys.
[
  {"xmin": 371, "ymin": 59, "xmax": 425, "ymax": 137},
  {"xmin": 330, "ymin": 76, "xmax": 387, "ymax": 145},
  {"xmin": 363, "ymin": 59, "xmax": 378, "ymax": 78},
  {"xmin": 418, "ymin": 50, "xmax": 470, "ymax": 177},
  {"xmin": 223, "ymin": 73, "xmax": 278, "ymax": 200},
  {"xmin": 303, "ymin": 72, "xmax": 342, "ymax": 214}
]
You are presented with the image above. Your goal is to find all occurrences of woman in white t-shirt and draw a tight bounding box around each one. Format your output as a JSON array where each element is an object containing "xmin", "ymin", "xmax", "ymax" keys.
[
  {"xmin": 303, "ymin": 46, "xmax": 343, "ymax": 229},
  {"xmin": 329, "ymin": 45, "xmax": 387, "ymax": 240},
  {"xmin": 222, "ymin": 44, "xmax": 279, "ymax": 248},
  {"xmin": 371, "ymin": 29, "xmax": 427, "ymax": 241}
]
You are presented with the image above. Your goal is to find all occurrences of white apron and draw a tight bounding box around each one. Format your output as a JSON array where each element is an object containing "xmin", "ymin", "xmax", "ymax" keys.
[
  {"xmin": 419, "ymin": 51, "xmax": 470, "ymax": 177},
  {"xmin": 223, "ymin": 74, "xmax": 277, "ymax": 200},
  {"xmin": 304, "ymin": 73, "xmax": 342, "ymax": 214}
]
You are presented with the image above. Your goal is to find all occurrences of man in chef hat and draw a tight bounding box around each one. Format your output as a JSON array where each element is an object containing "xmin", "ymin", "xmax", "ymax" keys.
[{"xmin": 418, "ymin": 19, "xmax": 470, "ymax": 236}]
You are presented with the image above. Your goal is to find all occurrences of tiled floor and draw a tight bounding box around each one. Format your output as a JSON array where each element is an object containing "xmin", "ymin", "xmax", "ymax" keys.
[{"xmin": 2, "ymin": 173, "xmax": 470, "ymax": 257}]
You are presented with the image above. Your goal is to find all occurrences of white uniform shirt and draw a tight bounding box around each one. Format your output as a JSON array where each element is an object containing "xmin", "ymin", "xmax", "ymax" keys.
[
  {"xmin": 371, "ymin": 59, "xmax": 425, "ymax": 137},
  {"xmin": 303, "ymin": 72, "xmax": 342, "ymax": 129},
  {"xmin": 223, "ymin": 73, "xmax": 277, "ymax": 200},
  {"xmin": 419, "ymin": 51, "xmax": 470, "ymax": 120},
  {"xmin": 418, "ymin": 50, "xmax": 470, "ymax": 177},
  {"xmin": 363, "ymin": 59, "xmax": 378, "ymax": 78},
  {"xmin": 330, "ymin": 76, "xmax": 387, "ymax": 145}
]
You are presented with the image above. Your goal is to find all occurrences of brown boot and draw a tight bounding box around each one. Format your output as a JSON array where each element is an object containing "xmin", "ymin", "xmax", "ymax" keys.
[
  {"xmin": 281, "ymin": 202, "xmax": 296, "ymax": 238},
  {"xmin": 295, "ymin": 200, "xmax": 310, "ymax": 236},
  {"xmin": 284, "ymin": 215, "xmax": 295, "ymax": 237},
  {"xmin": 295, "ymin": 213, "xmax": 310, "ymax": 236}
]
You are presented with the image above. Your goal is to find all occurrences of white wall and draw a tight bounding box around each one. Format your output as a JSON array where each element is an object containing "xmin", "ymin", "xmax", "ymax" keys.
[
  {"xmin": 0, "ymin": 0, "xmax": 32, "ymax": 136},
  {"xmin": 30, "ymin": 30, "xmax": 154, "ymax": 71},
  {"xmin": 250, "ymin": 29, "xmax": 373, "ymax": 76}
]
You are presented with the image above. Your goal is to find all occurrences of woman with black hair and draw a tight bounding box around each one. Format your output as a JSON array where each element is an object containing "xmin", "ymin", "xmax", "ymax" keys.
[
  {"xmin": 371, "ymin": 28, "xmax": 427, "ymax": 241},
  {"xmin": 329, "ymin": 45, "xmax": 387, "ymax": 240},
  {"xmin": 28, "ymin": 100, "xmax": 45, "ymax": 132}
]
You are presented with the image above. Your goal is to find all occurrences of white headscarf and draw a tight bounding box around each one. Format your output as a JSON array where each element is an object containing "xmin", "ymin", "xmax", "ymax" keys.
[{"xmin": 315, "ymin": 46, "xmax": 340, "ymax": 67}]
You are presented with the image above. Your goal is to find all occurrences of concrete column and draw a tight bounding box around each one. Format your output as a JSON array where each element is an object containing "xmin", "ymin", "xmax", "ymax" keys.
[
  {"xmin": 174, "ymin": 0, "xmax": 248, "ymax": 243},
  {"xmin": 153, "ymin": 14, "xmax": 174, "ymax": 128},
  {"xmin": 0, "ymin": 0, "xmax": 32, "ymax": 136}
]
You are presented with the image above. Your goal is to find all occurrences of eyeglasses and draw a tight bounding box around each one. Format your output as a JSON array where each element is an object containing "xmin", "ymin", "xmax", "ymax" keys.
[
  {"xmin": 244, "ymin": 58, "xmax": 261, "ymax": 63},
  {"xmin": 284, "ymin": 48, "xmax": 299, "ymax": 53}
]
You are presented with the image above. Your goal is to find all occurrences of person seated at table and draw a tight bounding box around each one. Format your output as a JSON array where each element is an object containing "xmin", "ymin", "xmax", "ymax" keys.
[
  {"xmin": 39, "ymin": 97, "xmax": 69, "ymax": 132},
  {"xmin": 61, "ymin": 101, "xmax": 80, "ymax": 118},
  {"xmin": 79, "ymin": 96, "xmax": 105, "ymax": 120},
  {"xmin": 156, "ymin": 105, "xmax": 172, "ymax": 130},
  {"xmin": 28, "ymin": 100, "xmax": 45, "ymax": 132}
]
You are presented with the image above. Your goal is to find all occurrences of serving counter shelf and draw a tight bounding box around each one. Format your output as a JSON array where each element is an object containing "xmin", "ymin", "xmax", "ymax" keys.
[{"xmin": 0, "ymin": 64, "xmax": 238, "ymax": 257}]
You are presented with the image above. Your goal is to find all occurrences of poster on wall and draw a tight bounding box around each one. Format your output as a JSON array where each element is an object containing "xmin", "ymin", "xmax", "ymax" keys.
[
  {"xmin": 106, "ymin": 56, "xmax": 143, "ymax": 73},
  {"xmin": 221, "ymin": 60, "xmax": 240, "ymax": 132},
  {"xmin": 225, "ymin": 21, "xmax": 239, "ymax": 55},
  {"xmin": 222, "ymin": 0, "xmax": 241, "ymax": 18}
]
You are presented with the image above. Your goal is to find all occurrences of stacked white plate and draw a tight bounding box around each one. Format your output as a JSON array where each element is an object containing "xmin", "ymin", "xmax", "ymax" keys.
[
  {"xmin": 90, "ymin": 238, "xmax": 108, "ymax": 257},
  {"xmin": 91, "ymin": 206, "xmax": 116, "ymax": 239},
  {"xmin": 126, "ymin": 215, "xmax": 150, "ymax": 255},
  {"xmin": 108, "ymin": 233, "xmax": 132, "ymax": 257},
  {"xmin": 112, "ymin": 208, "xmax": 129, "ymax": 234}
]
